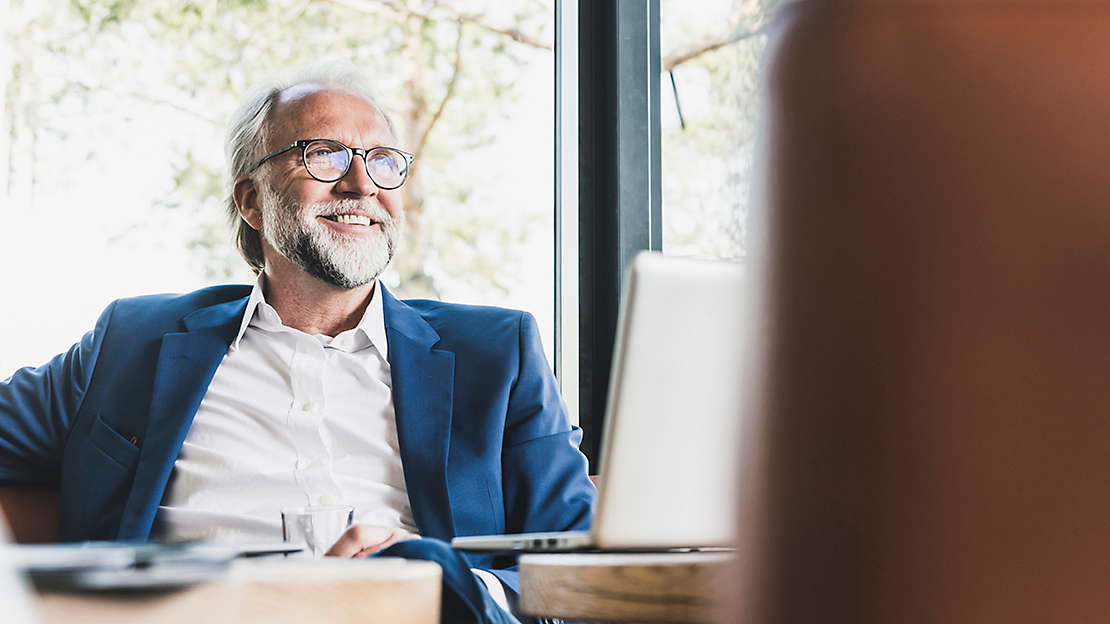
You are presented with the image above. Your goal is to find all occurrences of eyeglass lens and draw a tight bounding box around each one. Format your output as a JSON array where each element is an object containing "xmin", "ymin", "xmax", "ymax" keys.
[{"xmin": 303, "ymin": 140, "xmax": 409, "ymax": 188}]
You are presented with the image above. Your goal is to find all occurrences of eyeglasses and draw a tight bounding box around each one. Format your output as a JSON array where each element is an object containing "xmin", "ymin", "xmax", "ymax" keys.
[{"xmin": 252, "ymin": 139, "xmax": 415, "ymax": 189}]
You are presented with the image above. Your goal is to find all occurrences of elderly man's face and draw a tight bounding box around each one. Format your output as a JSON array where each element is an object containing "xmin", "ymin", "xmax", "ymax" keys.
[{"xmin": 256, "ymin": 86, "xmax": 405, "ymax": 289}]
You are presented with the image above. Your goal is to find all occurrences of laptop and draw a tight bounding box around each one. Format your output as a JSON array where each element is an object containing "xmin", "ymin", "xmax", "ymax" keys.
[{"xmin": 453, "ymin": 252, "xmax": 748, "ymax": 552}]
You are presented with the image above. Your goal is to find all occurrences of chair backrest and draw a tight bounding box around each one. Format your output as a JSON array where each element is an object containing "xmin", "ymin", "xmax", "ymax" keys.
[
  {"xmin": 736, "ymin": 1, "xmax": 1110, "ymax": 622},
  {"xmin": 0, "ymin": 486, "xmax": 58, "ymax": 544}
]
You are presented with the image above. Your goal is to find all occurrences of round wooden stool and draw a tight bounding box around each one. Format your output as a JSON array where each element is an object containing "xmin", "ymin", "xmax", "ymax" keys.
[{"xmin": 520, "ymin": 551, "xmax": 734, "ymax": 623}]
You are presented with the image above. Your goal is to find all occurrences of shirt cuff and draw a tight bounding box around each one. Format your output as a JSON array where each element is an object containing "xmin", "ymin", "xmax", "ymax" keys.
[{"xmin": 471, "ymin": 568, "xmax": 510, "ymax": 613}]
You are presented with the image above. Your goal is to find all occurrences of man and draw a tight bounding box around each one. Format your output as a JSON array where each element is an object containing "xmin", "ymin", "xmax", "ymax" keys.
[{"xmin": 0, "ymin": 67, "xmax": 595, "ymax": 623}]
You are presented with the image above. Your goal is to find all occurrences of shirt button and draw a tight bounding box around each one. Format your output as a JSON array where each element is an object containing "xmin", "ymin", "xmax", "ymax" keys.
[
  {"xmin": 301, "ymin": 401, "xmax": 318, "ymax": 412},
  {"xmin": 318, "ymin": 494, "xmax": 337, "ymax": 505}
]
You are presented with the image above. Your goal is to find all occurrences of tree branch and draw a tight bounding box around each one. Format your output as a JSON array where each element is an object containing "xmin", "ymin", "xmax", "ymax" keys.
[
  {"xmin": 326, "ymin": 0, "xmax": 552, "ymax": 50},
  {"xmin": 447, "ymin": 10, "xmax": 551, "ymax": 51},
  {"xmin": 54, "ymin": 81, "xmax": 220, "ymax": 125},
  {"xmin": 662, "ymin": 22, "xmax": 768, "ymax": 72},
  {"xmin": 414, "ymin": 18, "xmax": 465, "ymax": 158}
]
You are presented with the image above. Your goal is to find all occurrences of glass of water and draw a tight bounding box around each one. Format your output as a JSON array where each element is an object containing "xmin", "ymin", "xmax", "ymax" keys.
[{"xmin": 281, "ymin": 505, "xmax": 355, "ymax": 558}]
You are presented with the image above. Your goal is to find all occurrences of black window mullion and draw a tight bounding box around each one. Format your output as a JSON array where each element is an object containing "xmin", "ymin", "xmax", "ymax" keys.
[{"xmin": 576, "ymin": 0, "xmax": 662, "ymax": 471}]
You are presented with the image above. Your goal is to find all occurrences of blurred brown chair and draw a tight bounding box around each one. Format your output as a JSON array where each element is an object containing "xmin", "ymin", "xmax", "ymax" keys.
[
  {"xmin": 735, "ymin": 1, "xmax": 1110, "ymax": 623},
  {"xmin": 0, "ymin": 487, "xmax": 58, "ymax": 544}
]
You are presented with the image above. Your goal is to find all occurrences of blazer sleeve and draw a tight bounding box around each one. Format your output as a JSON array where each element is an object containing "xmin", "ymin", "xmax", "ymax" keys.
[
  {"xmin": 501, "ymin": 310, "xmax": 595, "ymax": 534},
  {"xmin": 0, "ymin": 301, "xmax": 116, "ymax": 484},
  {"xmin": 486, "ymin": 311, "xmax": 597, "ymax": 596}
]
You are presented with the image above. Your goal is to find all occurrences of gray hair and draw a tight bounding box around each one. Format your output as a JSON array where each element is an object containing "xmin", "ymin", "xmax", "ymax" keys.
[{"xmin": 224, "ymin": 63, "xmax": 397, "ymax": 273}]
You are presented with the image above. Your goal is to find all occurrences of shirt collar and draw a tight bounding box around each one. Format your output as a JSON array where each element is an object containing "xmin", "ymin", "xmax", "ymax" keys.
[
  {"xmin": 229, "ymin": 279, "xmax": 267, "ymax": 351},
  {"xmin": 229, "ymin": 275, "xmax": 388, "ymax": 359},
  {"xmin": 354, "ymin": 282, "xmax": 389, "ymax": 359}
]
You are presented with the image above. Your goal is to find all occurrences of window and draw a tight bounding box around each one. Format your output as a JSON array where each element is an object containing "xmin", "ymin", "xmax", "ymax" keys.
[
  {"xmin": 1, "ymin": 0, "xmax": 556, "ymax": 378},
  {"xmin": 660, "ymin": 0, "xmax": 776, "ymax": 261},
  {"xmin": 3, "ymin": 0, "xmax": 774, "ymax": 470},
  {"xmin": 571, "ymin": 0, "xmax": 779, "ymax": 466}
]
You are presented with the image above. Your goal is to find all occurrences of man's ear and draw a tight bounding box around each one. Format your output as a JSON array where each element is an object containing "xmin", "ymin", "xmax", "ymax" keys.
[{"xmin": 233, "ymin": 176, "xmax": 263, "ymax": 231}]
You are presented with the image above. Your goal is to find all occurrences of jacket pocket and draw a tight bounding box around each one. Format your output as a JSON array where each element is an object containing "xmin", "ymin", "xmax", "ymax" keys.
[
  {"xmin": 86, "ymin": 414, "xmax": 140, "ymax": 471},
  {"xmin": 64, "ymin": 414, "xmax": 141, "ymax": 539}
]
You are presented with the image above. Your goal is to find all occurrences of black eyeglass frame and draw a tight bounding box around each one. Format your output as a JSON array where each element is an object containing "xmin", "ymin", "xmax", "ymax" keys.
[{"xmin": 251, "ymin": 139, "xmax": 416, "ymax": 189}]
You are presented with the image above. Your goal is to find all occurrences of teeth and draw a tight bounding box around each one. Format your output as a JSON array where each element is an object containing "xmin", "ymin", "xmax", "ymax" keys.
[{"xmin": 334, "ymin": 214, "xmax": 373, "ymax": 226}]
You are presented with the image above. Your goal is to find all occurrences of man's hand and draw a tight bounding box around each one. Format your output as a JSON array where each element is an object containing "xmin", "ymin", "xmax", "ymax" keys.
[{"xmin": 324, "ymin": 524, "xmax": 419, "ymax": 558}]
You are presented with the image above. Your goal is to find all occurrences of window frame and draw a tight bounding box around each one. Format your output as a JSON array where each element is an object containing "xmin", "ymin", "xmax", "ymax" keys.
[{"xmin": 557, "ymin": 0, "xmax": 662, "ymax": 470}]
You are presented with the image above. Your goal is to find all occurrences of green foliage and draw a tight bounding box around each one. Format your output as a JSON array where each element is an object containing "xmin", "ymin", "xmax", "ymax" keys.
[{"xmin": 7, "ymin": 0, "xmax": 553, "ymax": 301}]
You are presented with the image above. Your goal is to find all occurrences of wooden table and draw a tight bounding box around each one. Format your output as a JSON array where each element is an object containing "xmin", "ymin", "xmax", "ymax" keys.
[
  {"xmin": 34, "ymin": 557, "xmax": 441, "ymax": 624},
  {"xmin": 519, "ymin": 551, "xmax": 735, "ymax": 623}
]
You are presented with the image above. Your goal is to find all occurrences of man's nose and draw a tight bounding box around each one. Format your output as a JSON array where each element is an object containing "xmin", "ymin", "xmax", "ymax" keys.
[{"xmin": 333, "ymin": 155, "xmax": 379, "ymax": 197}]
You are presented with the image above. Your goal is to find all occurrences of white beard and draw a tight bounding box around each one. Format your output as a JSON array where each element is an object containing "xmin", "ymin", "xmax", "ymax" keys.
[{"xmin": 259, "ymin": 186, "xmax": 403, "ymax": 289}]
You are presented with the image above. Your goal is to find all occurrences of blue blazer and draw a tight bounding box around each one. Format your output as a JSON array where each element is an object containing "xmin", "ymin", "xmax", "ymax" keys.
[{"xmin": 0, "ymin": 284, "xmax": 595, "ymax": 592}]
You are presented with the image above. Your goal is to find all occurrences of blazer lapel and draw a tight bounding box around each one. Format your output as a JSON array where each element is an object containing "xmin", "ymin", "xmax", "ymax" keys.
[
  {"xmin": 382, "ymin": 285, "xmax": 456, "ymax": 539},
  {"xmin": 116, "ymin": 297, "xmax": 248, "ymax": 541}
]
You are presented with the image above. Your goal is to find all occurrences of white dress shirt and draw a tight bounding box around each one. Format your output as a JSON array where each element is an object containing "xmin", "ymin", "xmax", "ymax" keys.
[
  {"xmin": 150, "ymin": 278, "xmax": 509, "ymax": 611},
  {"xmin": 153, "ymin": 278, "xmax": 417, "ymax": 541}
]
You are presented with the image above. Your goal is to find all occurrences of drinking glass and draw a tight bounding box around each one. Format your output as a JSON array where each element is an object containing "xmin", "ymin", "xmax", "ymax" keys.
[{"xmin": 281, "ymin": 505, "xmax": 355, "ymax": 558}]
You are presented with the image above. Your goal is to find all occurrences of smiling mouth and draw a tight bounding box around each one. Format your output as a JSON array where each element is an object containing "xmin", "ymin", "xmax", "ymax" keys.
[{"xmin": 322, "ymin": 214, "xmax": 377, "ymax": 227}]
